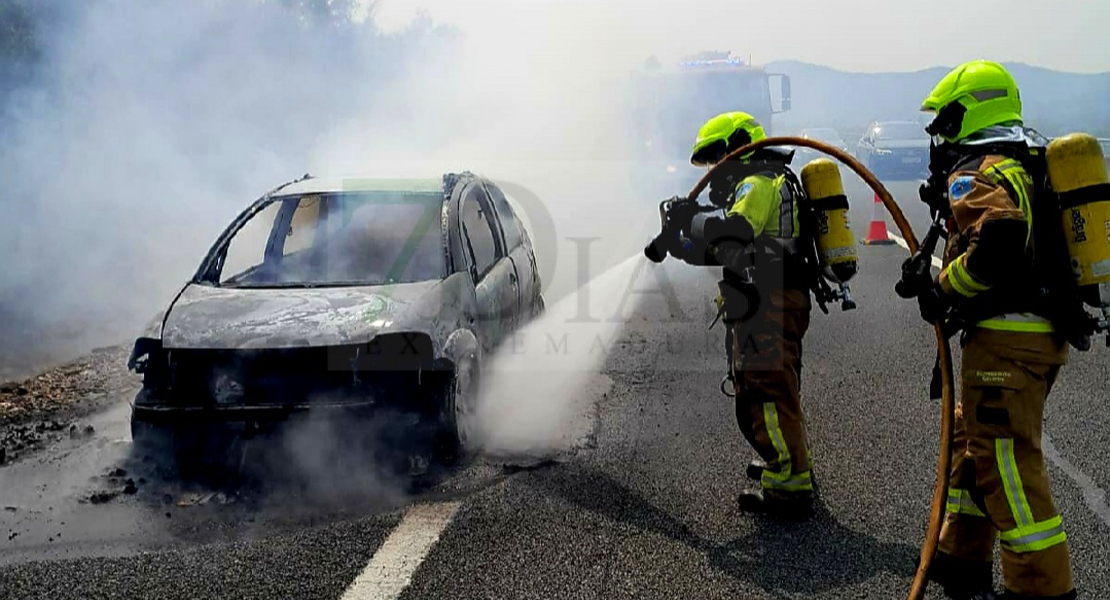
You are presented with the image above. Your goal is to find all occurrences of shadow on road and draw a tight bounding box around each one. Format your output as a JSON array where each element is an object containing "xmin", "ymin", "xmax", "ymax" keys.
[{"xmin": 528, "ymin": 464, "xmax": 918, "ymax": 597}]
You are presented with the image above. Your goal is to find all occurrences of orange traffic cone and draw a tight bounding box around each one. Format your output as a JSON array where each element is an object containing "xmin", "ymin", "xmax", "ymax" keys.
[{"xmin": 861, "ymin": 192, "xmax": 895, "ymax": 246}]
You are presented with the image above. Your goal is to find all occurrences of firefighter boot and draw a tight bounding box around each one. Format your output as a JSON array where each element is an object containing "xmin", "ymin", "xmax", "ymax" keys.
[
  {"xmin": 927, "ymin": 552, "xmax": 994, "ymax": 600},
  {"xmin": 745, "ymin": 459, "xmax": 767, "ymax": 481},
  {"xmin": 737, "ymin": 488, "xmax": 813, "ymax": 520}
]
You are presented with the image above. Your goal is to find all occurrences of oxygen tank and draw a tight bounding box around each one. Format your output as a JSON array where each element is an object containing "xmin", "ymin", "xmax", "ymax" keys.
[
  {"xmin": 800, "ymin": 158, "xmax": 858, "ymax": 284},
  {"xmin": 1046, "ymin": 134, "xmax": 1110, "ymax": 303}
]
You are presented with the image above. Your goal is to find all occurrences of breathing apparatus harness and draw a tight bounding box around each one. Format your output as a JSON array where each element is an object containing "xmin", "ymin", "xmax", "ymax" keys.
[
  {"xmin": 646, "ymin": 148, "xmax": 855, "ymax": 397},
  {"xmin": 645, "ymin": 148, "xmax": 847, "ymax": 315},
  {"xmin": 904, "ymin": 137, "xmax": 1098, "ymax": 352}
]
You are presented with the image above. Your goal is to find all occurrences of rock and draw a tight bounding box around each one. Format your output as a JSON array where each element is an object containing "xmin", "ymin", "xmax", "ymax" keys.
[
  {"xmin": 123, "ymin": 479, "xmax": 138, "ymax": 495},
  {"xmin": 69, "ymin": 425, "xmax": 80, "ymax": 439},
  {"xmin": 0, "ymin": 382, "xmax": 16, "ymax": 393},
  {"xmin": 109, "ymin": 468, "xmax": 127, "ymax": 478},
  {"xmin": 88, "ymin": 491, "xmax": 118, "ymax": 505},
  {"xmin": 84, "ymin": 425, "xmax": 95, "ymax": 436},
  {"xmin": 14, "ymin": 386, "xmax": 28, "ymax": 396},
  {"xmin": 0, "ymin": 447, "xmax": 6, "ymax": 465}
]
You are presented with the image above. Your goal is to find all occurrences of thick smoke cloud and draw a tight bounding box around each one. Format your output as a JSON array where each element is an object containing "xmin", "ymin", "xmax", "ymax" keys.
[{"xmin": 0, "ymin": 0, "xmax": 456, "ymax": 378}]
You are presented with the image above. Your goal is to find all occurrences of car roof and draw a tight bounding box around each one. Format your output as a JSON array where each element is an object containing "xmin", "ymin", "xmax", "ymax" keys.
[
  {"xmin": 272, "ymin": 176, "xmax": 446, "ymax": 197},
  {"xmin": 871, "ymin": 120, "xmax": 920, "ymax": 127}
]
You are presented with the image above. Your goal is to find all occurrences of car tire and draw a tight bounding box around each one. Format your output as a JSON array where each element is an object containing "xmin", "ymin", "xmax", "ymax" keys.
[{"xmin": 433, "ymin": 353, "xmax": 479, "ymax": 465}]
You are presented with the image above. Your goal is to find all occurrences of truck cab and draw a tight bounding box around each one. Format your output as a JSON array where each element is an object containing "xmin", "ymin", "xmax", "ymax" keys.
[{"xmin": 627, "ymin": 52, "xmax": 792, "ymax": 196}]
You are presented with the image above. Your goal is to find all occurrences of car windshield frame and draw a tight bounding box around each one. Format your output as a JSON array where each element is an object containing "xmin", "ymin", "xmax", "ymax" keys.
[{"xmin": 197, "ymin": 190, "xmax": 448, "ymax": 289}]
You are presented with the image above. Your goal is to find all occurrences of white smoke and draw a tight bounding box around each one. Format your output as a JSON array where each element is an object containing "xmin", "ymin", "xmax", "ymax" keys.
[{"xmin": 0, "ymin": 0, "xmax": 456, "ymax": 378}]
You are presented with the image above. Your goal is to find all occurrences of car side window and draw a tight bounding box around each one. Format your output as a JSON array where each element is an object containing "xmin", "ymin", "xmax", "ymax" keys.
[
  {"xmin": 460, "ymin": 187, "xmax": 500, "ymax": 279},
  {"xmin": 485, "ymin": 183, "xmax": 524, "ymax": 252},
  {"xmin": 282, "ymin": 195, "xmax": 323, "ymax": 257}
]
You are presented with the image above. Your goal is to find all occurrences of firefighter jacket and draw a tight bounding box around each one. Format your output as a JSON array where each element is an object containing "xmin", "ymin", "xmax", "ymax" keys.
[{"xmin": 938, "ymin": 153, "xmax": 1055, "ymax": 333}]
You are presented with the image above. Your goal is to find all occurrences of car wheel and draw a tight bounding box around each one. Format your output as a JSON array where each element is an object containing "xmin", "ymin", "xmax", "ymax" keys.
[{"xmin": 434, "ymin": 353, "xmax": 479, "ymax": 464}]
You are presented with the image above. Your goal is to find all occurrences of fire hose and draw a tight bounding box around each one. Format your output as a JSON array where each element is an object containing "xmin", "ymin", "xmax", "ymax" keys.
[{"xmin": 686, "ymin": 137, "xmax": 955, "ymax": 600}]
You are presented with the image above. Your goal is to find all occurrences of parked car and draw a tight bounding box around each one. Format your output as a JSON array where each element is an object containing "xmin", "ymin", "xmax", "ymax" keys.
[
  {"xmin": 795, "ymin": 127, "xmax": 850, "ymax": 161},
  {"xmin": 127, "ymin": 172, "xmax": 544, "ymax": 467},
  {"xmin": 856, "ymin": 120, "xmax": 930, "ymax": 180}
]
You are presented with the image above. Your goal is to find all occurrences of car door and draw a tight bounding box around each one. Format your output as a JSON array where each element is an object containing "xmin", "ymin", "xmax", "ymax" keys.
[
  {"xmin": 483, "ymin": 181, "xmax": 536, "ymax": 318},
  {"xmin": 459, "ymin": 182, "xmax": 520, "ymax": 353}
]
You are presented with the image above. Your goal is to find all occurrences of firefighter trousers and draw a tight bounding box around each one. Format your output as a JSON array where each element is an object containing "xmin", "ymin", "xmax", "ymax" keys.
[
  {"xmin": 938, "ymin": 328, "xmax": 1074, "ymax": 598},
  {"xmin": 730, "ymin": 287, "xmax": 813, "ymax": 497}
]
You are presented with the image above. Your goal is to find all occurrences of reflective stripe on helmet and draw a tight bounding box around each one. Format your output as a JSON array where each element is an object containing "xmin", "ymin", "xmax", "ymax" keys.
[
  {"xmin": 921, "ymin": 60, "xmax": 1023, "ymax": 141},
  {"xmin": 691, "ymin": 112, "xmax": 767, "ymax": 166}
]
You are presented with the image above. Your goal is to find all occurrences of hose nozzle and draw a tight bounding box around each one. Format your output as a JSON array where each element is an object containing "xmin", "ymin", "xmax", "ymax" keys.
[{"xmin": 896, "ymin": 214, "xmax": 947, "ymax": 299}]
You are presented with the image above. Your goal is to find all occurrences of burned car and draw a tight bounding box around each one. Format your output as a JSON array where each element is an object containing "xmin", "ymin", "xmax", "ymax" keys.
[{"xmin": 128, "ymin": 173, "xmax": 544, "ymax": 466}]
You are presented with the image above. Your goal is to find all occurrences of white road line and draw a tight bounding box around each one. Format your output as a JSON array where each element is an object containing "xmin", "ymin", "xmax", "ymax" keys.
[
  {"xmin": 341, "ymin": 502, "xmax": 461, "ymax": 600},
  {"xmin": 1042, "ymin": 435, "xmax": 1110, "ymax": 529},
  {"xmin": 885, "ymin": 228, "xmax": 1110, "ymax": 529},
  {"xmin": 886, "ymin": 230, "xmax": 943, "ymax": 268}
]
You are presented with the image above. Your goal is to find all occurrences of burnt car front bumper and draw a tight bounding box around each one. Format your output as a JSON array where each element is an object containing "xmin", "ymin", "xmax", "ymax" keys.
[
  {"xmin": 132, "ymin": 396, "xmax": 380, "ymax": 426},
  {"xmin": 130, "ymin": 335, "xmax": 450, "ymax": 429}
]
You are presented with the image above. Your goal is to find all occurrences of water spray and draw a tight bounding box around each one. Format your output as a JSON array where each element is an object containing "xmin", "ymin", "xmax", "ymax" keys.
[{"xmin": 686, "ymin": 136, "xmax": 954, "ymax": 600}]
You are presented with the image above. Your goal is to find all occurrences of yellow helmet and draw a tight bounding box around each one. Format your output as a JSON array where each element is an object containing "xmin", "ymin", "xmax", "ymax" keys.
[
  {"xmin": 921, "ymin": 60, "xmax": 1023, "ymax": 143},
  {"xmin": 690, "ymin": 112, "xmax": 767, "ymax": 166}
]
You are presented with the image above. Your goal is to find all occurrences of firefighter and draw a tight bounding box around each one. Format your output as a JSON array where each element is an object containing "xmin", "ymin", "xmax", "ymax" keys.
[
  {"xmin": 679, "ymin": 111, "xmax": 817, "ymax": 519},
  {"xmin": 912, "ymin": 60, "xmax": 1077, "ymax": 600}
]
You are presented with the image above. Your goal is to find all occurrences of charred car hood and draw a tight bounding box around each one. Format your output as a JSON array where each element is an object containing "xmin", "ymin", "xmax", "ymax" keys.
[{"xmin": 162, "ymin": 281, "xmax": 445, "ymax": 350}]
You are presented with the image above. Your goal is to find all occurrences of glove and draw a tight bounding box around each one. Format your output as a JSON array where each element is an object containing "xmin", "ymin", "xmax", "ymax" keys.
[{"xmin": 916, "ymin": 283, "xmax": 949, "ymax": 324}]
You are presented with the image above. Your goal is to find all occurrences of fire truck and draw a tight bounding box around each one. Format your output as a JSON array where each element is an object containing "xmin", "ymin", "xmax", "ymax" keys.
[{"xmin": 627, "ymin": 52, "xmax": 792, "ymax": 195}]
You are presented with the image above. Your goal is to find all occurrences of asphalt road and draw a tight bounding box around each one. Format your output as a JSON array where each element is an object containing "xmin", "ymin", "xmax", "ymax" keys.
[{"xmin": 2, "ymin": 177, "xmax": 1108, "ymax": 600}]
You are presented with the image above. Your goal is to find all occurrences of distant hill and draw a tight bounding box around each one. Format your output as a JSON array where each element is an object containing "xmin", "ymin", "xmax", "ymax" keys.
[{"xmin": 765, "ymin": 61, "xmax": 1110, "ymax": 140}]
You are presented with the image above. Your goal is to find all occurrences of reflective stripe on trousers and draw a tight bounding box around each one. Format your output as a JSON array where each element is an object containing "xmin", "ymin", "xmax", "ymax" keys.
[
  {"xmin": 946, "ymin": 487, "xmax": 986, "ymax": 517},
  {"xmin": 760, "ymin": 402, "xmax": 813, "ymax": 492},
  {"xmin": 996, "ymin": 437, "xmax": 1068, "ymax": 553}
]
